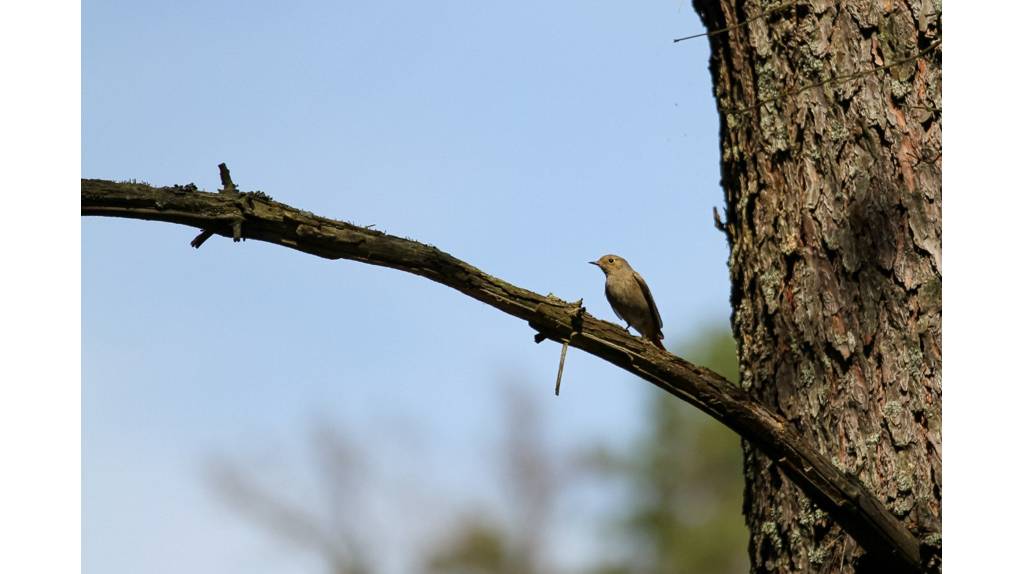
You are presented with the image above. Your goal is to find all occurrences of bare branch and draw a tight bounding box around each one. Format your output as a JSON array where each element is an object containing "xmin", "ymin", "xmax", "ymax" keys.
[{"xmin": 81, "ymin": 177, "xmax": 925, "ymax": 572}]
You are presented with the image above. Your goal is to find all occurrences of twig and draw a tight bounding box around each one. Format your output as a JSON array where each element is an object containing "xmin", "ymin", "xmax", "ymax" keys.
[
  {"xmin": 713, "ymin": 206, "xmax": 727, "ymax": 233},
  {"xmin": 554, "ymin": 341, "xmax": 569, "ymax": 396},
  {"xmin": 840, "ymin": 536, "xmax": 848, "ymax": 573},
  {"xmin": 192, "ymin": 163, "xmax": 241, "ymax": 248},
  {"xmin": 554, "ymin": 300, "xmax": 586, "ymax": 395},
  {"xmin": 190, "ymin": 229, "xmax": 215, "ymax": 249},
  {"xmin": 674, "ymin": 1, "xmax": 798, "ymax": 43},
  {"xmin": 218, "ymin": 163, "xmax": 238, "ymax": 195}
]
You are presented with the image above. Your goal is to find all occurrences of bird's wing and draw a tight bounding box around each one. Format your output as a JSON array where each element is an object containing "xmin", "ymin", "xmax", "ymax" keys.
[
  {"xmin": 632, "ymin": 271, "xmax": 663, "ymax": 329},
  {"xmin": 605, "ymin": 283, "xmax": 625, "ymax": 321}
]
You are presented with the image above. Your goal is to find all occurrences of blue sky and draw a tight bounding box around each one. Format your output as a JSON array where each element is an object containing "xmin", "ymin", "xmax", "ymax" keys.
[{"xmin": 83, "ymin": 1, "xmax": 730, "ymax": 572}]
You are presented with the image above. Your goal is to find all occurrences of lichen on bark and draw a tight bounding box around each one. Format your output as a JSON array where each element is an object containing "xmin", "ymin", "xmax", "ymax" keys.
[{"xmin": 692, "ymin": 0, "xmax": 941, "ymax": 571}]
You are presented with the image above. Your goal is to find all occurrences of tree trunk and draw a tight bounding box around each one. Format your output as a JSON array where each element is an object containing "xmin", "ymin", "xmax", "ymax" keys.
[{"xmin": 691, "ymin": 1, "xmax": 941, "ymax": 572}]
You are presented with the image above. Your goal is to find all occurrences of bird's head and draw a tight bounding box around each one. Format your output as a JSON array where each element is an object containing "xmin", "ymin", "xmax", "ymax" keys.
[{"xmin": 589, "ymin": 254, "xmax": 631, "ymax": 275}]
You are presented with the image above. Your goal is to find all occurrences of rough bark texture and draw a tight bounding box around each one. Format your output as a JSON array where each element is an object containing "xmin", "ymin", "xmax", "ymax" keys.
[
  {"xmin": 82, "ymin": 178, "xmax": 925, "ymax": 570},
  {"xmin": 691, "ymin": 0, "xmax": 941, "ymax": 572}
]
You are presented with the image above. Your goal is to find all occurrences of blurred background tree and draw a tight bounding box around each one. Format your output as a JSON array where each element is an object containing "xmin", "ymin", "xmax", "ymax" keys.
[
  {"xmin": 587, "ymin": 328, "xmax": 747, "ymax": 574},
  {"xmin": 207, "ymin": 422, "xmax": 373, "ymax": 574},
  {"xmin": 207, "ymin": 328, "xmax": 747, "ymax": 574},
  {"xmin": 424, "ymin": 386, "xmax": 562, "ymax": 574}
]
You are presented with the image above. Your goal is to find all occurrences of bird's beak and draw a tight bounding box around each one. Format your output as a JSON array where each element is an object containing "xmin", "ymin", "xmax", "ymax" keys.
[{"xmin": 588, "ymin": 261, "xmax": 599, "ymax": 267}]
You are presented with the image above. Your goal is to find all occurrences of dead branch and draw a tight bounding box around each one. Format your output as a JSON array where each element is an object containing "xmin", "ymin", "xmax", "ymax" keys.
[{"xmin": 81, "ymin": 176, "xmax": 925, "ymax": 572}]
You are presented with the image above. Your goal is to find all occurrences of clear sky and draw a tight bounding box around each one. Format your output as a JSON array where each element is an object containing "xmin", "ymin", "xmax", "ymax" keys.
[{"xmin": 83, "ymin": 1, "xmax": 730, "ymax": 572}]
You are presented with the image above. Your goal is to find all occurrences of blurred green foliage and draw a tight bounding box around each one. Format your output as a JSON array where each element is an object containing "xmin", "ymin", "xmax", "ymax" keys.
[
  {"xmin": 426, "ymin": 328, "xmax": 749, "ymax": 574},
  {"xmin": 426, "ymin": 517, "xmax": 526, "ymax": 574},
  {"xmin": 598, "ymin": 329, "xmax": 748, "ymax": 574},
  {"xmin": 217, "ymin": 329, "xmax": 749, "ymax": 573}
]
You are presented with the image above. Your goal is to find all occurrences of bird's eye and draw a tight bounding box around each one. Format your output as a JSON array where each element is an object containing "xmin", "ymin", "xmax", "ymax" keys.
[{"xmin": 608, "ymin": 258, "xmax": 615, "ymax": 263}]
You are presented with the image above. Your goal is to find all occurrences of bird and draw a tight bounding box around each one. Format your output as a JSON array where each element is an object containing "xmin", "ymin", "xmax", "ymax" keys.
[{"xmin": 589, "ymin": 254, "xmax": 665, "ymax": 350}]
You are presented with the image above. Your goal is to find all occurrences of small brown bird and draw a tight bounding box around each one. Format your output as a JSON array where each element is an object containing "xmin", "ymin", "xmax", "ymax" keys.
[{"xmin": 590, "ymin": 254, "xmax": 665, "ymax": 350}]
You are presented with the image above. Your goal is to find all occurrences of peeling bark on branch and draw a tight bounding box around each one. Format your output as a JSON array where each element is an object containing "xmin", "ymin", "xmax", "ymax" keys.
[{"xmin": 82, "ymin": 178, "xmax": 925, "ymax": 572}]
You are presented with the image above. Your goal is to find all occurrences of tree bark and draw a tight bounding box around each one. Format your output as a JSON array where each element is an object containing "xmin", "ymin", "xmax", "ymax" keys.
[
  {"xmin": 81, "ymin": 177, "xmax": 926, "ymax": 571},
  {"xmin": 691, "ymin": 1, "xmax": 941, "ymax": 572}
]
